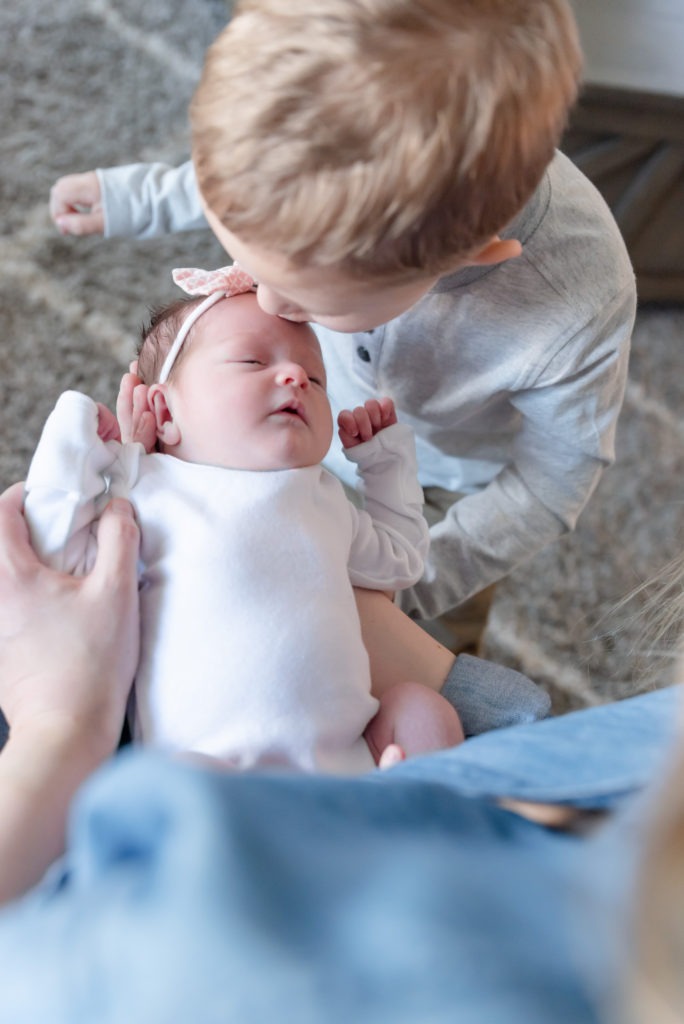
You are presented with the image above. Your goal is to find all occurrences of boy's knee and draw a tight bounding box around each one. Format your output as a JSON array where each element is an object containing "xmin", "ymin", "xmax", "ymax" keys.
[{"xmin": 441, "ymin": 654, "xmax": 552, "ymax": 737}]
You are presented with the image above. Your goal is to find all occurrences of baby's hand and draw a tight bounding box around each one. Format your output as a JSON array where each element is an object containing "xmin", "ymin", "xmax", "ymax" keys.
[
  {"xmin": 96, "ymin": 403, "xmax": 121, "ymax": 443},
  {"xmin": 117, "ymin": 362, "xmax": 157, "ymax": 452},
  {"xmin": 338, "ymin": 398, "xmax": 397, "ymax": 449},
  {"xmin": 49, "ymin": 171, "xmax": 104, "ymax": 236}
]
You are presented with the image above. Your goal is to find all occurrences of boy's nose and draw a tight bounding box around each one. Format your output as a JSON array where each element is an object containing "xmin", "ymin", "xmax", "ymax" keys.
[{"xmin": 256, "ymin": 283, "xmax": 305, "ymax": 321}]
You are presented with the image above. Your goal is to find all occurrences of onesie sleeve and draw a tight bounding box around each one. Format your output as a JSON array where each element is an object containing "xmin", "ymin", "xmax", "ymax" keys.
[
  {"xmin": 23, "ymin": 391, "xmax": 128, "ymax": 575},
  {"xmin": 97, "ymin": 160, "xmax": 207, "ymax": 239},
  {"xmin": 343, "ymin": 422, "xmax": 429, "ymax": 590}
]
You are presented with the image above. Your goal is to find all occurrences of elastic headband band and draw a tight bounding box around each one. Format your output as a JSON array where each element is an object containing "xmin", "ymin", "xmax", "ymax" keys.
[
  {"xmin": 158, "ymin": 291, "xmax": 226, "ymax": 384},
  {"xmin": 158, "ymin": 263, "xmax": 258, "ymax": 383}
]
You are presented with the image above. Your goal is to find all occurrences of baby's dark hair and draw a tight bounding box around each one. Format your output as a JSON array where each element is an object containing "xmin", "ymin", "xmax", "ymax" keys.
[{"xmin": 137, "ymin": 295, "xmax": 206, "ymax": 385}]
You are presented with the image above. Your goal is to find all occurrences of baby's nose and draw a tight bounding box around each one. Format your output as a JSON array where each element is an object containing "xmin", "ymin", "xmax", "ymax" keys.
[{"xmin": 276, "ymin": 363, "xmax": 309, "ymax": 387}]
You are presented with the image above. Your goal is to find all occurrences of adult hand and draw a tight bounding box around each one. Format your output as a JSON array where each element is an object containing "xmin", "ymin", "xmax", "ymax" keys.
[
  {"xmin": 49, "ymin": 171, "xmax": 105, "ymax": 236},
  {"xmin": 0, "ymin": 483, "xmax": 141, "ymax": 902},
  {"xmin": 0, "ymin": 483, "xmax": 140, "ymax": 755}
]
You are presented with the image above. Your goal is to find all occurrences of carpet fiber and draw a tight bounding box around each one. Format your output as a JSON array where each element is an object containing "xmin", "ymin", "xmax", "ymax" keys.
[{"xmin": 2, "ymin": 0, "xmax": 683, "ymax": 711}]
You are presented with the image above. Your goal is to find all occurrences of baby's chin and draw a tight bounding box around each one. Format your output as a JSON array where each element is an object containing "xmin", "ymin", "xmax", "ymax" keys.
[
  {"xmin": 164, "ymin": 431, "xmax": 331, "ymax": 472},
  {"xmin": 169, "ymin": 452, "xmax": 322, "ymax": 472}
]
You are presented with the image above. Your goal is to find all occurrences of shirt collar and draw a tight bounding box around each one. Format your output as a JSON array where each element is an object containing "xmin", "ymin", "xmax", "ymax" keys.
[{"xmin": 431, "ymin": 161, "xmax": 552, "ymax": 294}]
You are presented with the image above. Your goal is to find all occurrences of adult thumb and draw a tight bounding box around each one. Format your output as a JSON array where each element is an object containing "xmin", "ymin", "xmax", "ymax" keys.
[{"xmin": 91, "ymin": 498, "xmax": 140, "ymax": 590}]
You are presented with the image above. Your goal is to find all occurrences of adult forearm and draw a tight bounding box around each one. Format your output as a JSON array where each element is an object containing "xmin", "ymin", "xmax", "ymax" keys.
[
  {"xmin": 0, "ymin": 719, "xmax": 112, "ymax": 904},
  {"xmin": 0, "ymin": 487, "xmax": 140, "ymax": 904}
]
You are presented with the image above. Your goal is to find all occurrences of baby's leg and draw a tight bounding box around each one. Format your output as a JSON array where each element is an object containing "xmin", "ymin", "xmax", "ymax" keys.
[{"xmin": 364, "ymin": 681, "xmax": 464, "ymax": 767}]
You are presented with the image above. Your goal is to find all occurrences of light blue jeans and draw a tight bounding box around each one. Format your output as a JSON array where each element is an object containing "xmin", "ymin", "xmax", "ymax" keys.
[{"xmin": 0, "ymin": 686, "xmax": 679, "ymax": 1024}]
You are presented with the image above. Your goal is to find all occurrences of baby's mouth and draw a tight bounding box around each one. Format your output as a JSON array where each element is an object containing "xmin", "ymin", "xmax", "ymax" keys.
[{"xmin": 273, "ymin": 399, "xmax": 308, "ymax": 425}]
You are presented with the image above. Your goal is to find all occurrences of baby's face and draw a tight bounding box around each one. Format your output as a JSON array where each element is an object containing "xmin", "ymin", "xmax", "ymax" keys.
[{"xmin": 161, "ymin": 293, "xmax": 333, "ymax": 470}]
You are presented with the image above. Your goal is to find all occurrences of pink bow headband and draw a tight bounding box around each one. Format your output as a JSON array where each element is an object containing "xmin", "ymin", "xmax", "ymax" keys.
[{"xmin": 158, "ymin": 264, "xmax": 257, "ymax": 383}]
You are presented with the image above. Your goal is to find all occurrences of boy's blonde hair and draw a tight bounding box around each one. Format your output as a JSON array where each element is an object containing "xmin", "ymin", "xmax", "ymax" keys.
[{"xmin": 192, "ymin": 0, "xmax": 581, "ymax": 281}]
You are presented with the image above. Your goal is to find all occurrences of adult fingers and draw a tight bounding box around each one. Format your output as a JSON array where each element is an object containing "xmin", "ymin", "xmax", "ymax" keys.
[
  {"xmin": 0, "ymin": 481, "xmax": 26, "ymax": 514},
  {"xmin": 0, "ymin": 483, "xmax": 34, "ymax": 573},
  {"xmin": 89, "ymin": 498, "xmax": 140, "ymax": 594}
]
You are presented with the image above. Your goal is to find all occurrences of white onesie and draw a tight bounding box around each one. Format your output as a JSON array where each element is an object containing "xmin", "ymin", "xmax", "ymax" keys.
[{"xmin": 24, "ymin": 391, "xmax": 429, "ymax": 774}]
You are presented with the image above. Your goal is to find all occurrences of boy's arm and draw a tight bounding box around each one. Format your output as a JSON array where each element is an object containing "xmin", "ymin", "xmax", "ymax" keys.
[
  {"xmin": 97, "ymin": 161, "xmax": 206, "ymax": 239},
  {"xmin": 397, "ymin": 282, "xmax": 634, "ymax": 620},
  {"xmin": 24, "ymin": 391, "xmax": 125, "ymax": 575},
  {"xmin": 342, "ymin": 401, "xmax": 430, "ymax": 591},
  {"xmin": 50, "ymin": 161, "xmax": 206, "ymax": 239}
]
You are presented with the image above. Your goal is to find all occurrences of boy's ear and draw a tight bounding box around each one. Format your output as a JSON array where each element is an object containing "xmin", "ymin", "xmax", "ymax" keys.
[
  {"xmin": 468, "ymin": 235, "xmax": 523, "ymax": 267},
  {"xmin": 147, "ymin": 384, "xmax": 181, "ymax": 447}
]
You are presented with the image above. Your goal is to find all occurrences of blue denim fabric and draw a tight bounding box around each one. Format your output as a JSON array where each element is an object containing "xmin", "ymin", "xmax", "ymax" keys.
[
  {"xmin": 398, "ymin": 684, "xmax": 682, "ymax": 806},
  {"xmin": 0, "ymin": 686, "xmax": 679, "ymax": 1024}
]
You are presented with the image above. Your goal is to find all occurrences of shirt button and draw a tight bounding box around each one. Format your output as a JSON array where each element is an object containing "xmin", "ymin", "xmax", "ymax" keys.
[{"xmin": 356, "ymin": 345, "xmax": 371, "ymax": 363}]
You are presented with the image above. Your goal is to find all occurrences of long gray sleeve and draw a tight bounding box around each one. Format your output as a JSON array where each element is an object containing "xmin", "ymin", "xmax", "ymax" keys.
[
  {"xmin": 97, "ymin": 160, "xmax": 206, "ymax": 239},
  {"xmin": 399, "ymin": 279, "xmax": 635, "ymax": 618}
]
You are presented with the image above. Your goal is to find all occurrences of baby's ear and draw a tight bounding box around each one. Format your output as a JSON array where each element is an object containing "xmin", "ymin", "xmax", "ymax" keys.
[{"xmin": 148, "ymin": 384, "xmax": 181, "ymax": 448}]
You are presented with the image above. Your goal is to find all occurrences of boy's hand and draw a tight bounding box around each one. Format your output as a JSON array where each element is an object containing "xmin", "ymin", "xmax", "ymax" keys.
[
  {"xmin": 49, "ymin": 171, "xmax": 104, "ymax": 236},
  {"xmin": 117, "ymin": 362, "xmax": 156, "ymax": 452},
  {"xmin": 338, "ymin": 397, "xmax": 397, "ymax": 449}
]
